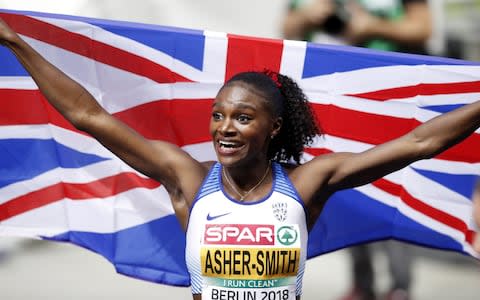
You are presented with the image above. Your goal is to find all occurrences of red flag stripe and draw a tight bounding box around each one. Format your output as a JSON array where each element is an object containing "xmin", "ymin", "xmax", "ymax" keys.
[
  {"xmin": 312, "ymin": 103, "xmax": 415, "ymax": 143},
  {"xmin": 0, "ymin": 12, "xmax": 191, "ymax": 83},
  {"xmin": 114, "ymin": 98, "xmax": 213, "ymax": 145},
  {"xmin": 304, "ymin": 148, "xmax": 333, "ymax": 156},
  {"xmin": 0, "ymin": 172, "xmax": 160, "ymax": 222},
  {"xmin": 225, "ymin": 34, "xmax": 283, "ymax": 81},
  {"xmin": 0, "ymin": 89, "xmax": 82, "ymax": 133},
  {"xmin": 0, "ymin": 89, "xmax": 213, "ymax": 145},
  {"xmin": 373, "ymin": 178, "xmax": 475, "ymax": 244},
  {"xmin": 2, "ymin": 89, "xmax": 479, "ymax": 162},
  {"xmin": 349, "ymin": 80, "xmax": 480, "ymax": 101}
]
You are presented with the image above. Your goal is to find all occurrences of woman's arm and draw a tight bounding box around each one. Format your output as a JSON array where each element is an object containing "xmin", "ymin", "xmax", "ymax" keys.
[
  {"xmin": 297, "ymin": 99, "xmax": 480, "ymax": 205},
  {"xmin": 0, "ymin": 17, "xmax": 206, "ymax": 216}
]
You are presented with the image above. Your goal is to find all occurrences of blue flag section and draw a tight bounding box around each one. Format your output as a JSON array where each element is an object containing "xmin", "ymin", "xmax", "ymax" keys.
[{"xmin": 0, "ymin": 9, "xmax": 479, "ymax": 286}]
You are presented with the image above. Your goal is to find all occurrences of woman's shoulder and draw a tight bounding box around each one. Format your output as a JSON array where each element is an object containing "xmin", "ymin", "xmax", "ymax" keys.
[
  {"xmin": 200, "ymin": 161, "xmax": 222, "ymax": 176},
  {"xmin": 201, "ymin": 160, "xmax": 217, "ymax": 170},
  {"xmin": 279, "ymin": 152, "xmax": 341, "ymax": 173},
  {"xmin": 278, "ymin": 161, "xmax": 298, "ymax": 175}
]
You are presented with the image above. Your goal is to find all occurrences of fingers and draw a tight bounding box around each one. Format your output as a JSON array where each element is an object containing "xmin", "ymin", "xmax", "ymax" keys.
[{"xmin": 303, "ymin": 0, "xmax": 336, "ymax": 26}]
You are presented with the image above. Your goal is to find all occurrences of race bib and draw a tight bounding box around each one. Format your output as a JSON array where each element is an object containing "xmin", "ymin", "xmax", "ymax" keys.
[{"xmin": 200, "ymin": 224, "xmax": 301, "ymax": 300}]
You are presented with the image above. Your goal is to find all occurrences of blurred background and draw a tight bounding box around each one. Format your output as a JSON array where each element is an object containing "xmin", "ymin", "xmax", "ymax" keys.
[
  {"xmin": 1, "ymin": 0, "xmax": 479, "ymax": 59},
  {"xmin": 0, "ymin": 0, "xmax": 479, "ymax": 299}
]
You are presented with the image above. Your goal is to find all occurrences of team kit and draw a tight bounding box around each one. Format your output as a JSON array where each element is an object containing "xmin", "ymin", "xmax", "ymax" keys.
[{"xmin": 186, "ymin": 163, "xmax": 308, "ymax": 300}]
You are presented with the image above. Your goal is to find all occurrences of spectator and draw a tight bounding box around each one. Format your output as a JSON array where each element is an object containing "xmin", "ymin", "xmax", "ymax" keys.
[{"xmin": 283, "ymin": 0, "xmax": 432, "ymax": 54}]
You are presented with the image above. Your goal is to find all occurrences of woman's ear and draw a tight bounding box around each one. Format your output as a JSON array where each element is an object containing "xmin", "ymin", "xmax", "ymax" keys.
[{"xmin": 271, "ymin": 117, "xmax": 283, "ymax": 139}]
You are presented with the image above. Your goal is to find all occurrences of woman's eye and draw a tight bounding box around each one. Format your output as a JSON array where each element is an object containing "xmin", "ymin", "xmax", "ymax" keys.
[
  {"xmin": 212, "ymin": 112, "xmax": 222, "ymax": 121},
  {"xmin": 237, "ymin": 115, "xmax": 251, "ymax": 123}
]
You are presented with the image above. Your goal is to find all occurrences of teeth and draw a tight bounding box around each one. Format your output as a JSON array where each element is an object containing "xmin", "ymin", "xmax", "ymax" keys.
[{"xmin": 219, "ymin": 141, "xmax": 237, "ymax": 148}]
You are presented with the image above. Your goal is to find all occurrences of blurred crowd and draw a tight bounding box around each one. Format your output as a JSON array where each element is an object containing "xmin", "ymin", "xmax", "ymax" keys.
[{"xmin": 282, "ymin": 0, "xmax": 480, "ymax": 61}]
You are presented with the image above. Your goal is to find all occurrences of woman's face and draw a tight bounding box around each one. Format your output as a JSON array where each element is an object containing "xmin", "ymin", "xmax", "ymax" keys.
[{"xmin": 209, "ymin": 82, "xmax": 280, "ymax": 167}]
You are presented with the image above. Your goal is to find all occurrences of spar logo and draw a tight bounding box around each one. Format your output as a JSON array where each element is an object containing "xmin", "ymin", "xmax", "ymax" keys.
[
  {"xmin": 277, "ymin": 225, "xmax": 298, "ymax": 246},
  {"xmin": 204, "ymin": 224, "xmax": 275, "ymax": 245}
]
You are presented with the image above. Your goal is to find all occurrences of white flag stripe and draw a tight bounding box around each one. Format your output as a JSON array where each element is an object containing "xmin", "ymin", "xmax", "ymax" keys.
[
  {"xmin": 202, "ymin": 31, "xmax": 229, "ymax": 82},
  {"xmin": 355, "ymin": 183, "xmax": 398, "ymax": 207},
  {"xmin": 411, "ymin": 159, "xmax": 480, "ymax": 175},
  {"xmin": 0, "ymin": 225, "xmax": 66, "ymax": 238},
  {"xmin": 0, "ymin": 76, "xmax": 37, "ymax": 89},
  {"xmin": 394, "ymin": 168, "xmax": 473, "ymax": 222},
  {"xmin": 357, "ymin": 183, "xmax": 476, "ymax": 255},
  {"xmin": 356, "ymin": 174, "xmax": 473, "ymax": 233},
  {"xmin": 182, "ymin": 141, "xmax": 216, "ymax": 162},
  {"xmin": 0, "ymin": 159, "xmax": 138, "ymax": 204},
  {"xmin": 395, "ymin": 195, "xmax": 478, "ymax": 257},
  {"xmin": 307, "ymin": 89, "xmax": 480, "ymax": 108},
  {"xmin": 299, "ymin": 64, "xmax": 480, "ymax": 95},
  {"xmin": 308, "ymin": 93, "xmax": 419, "ymax": 118},
  {"xmin": 65, "ymin": 186, "xmax": 173, "ymax": 233},
  {"xmin": 280, "ymin": 39, "xmax": 307, "ymax": 79},
  {"xmin": 0, "ymin": 124, "xmax": 58, "ymax": 139},
  {"xmin": 0, "ymin": 124, "xmax": 123, "ymax": 161},
  {"xmin": 386, "ymin": 92, "xmax": 480, "ymax": 106},
  {"xmin": 2, "ymin": 185, "xmax": 173, "ymax": 235}
]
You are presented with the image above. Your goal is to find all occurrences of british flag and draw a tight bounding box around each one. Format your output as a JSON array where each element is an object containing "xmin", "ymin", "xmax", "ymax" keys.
[{"xmin": 0, "ymin": 10, "xmax": 479, "ymax": 287}]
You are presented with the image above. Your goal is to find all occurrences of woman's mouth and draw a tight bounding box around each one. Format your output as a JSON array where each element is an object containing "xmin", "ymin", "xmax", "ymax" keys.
[{"xmin": 217, "ymin": 140, "xmax": 244, "ymax": 155}]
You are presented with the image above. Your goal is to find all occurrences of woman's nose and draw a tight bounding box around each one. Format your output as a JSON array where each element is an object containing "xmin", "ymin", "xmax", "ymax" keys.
[{"xmin": 218, "ymin": 118, "xmax": 236, "ymax": 136}]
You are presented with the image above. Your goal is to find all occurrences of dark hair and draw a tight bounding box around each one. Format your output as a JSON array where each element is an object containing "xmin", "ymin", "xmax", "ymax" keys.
[{"xmin": 224, "ymin": 70, "xmax": 320, "ymax": 164}]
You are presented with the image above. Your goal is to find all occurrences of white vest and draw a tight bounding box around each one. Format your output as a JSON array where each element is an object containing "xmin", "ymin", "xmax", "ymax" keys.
[{"xmin": 186, "ymin": 162, "xmax": 308, "ymax": 299}]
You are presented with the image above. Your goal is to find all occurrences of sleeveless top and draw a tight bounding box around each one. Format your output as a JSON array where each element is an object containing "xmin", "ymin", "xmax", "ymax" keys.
[{"xmin": 185, "ymin": 162, "xmax": 308, "ymax": 299}]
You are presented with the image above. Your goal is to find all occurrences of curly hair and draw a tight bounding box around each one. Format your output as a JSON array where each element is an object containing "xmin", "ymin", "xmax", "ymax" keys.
[{"xmin": 224, "ymin": 70, "xmax": 320, "ymax": 164}]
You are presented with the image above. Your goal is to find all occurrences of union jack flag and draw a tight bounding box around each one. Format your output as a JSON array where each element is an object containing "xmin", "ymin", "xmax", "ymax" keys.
[{"xmin": 0, "ymin": 10, "xmax": 479, "ymax": 287}]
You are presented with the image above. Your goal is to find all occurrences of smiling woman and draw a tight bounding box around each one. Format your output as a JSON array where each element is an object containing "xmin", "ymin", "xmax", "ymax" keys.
[{"xmin": 211, "ymin": 72, "xmax": 318, "ymax": 164}]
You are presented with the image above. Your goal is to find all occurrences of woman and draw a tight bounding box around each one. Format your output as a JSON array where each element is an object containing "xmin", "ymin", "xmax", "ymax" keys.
[{"xmin": 1, "ymin": 17, "xmax": 479, "ymax": 300}]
